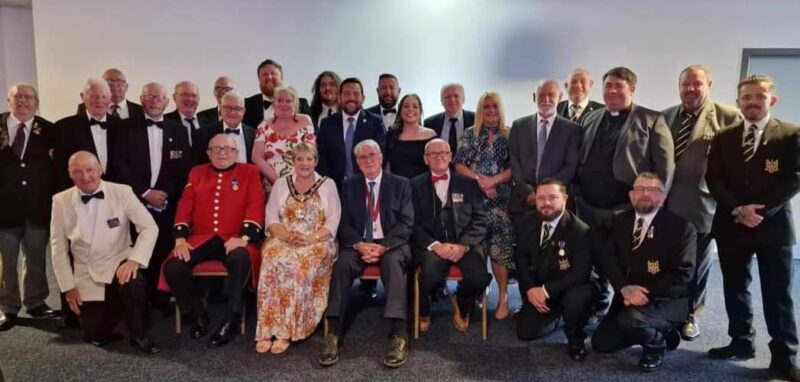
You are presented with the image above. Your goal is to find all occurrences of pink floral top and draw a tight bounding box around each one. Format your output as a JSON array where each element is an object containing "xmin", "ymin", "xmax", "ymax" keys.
[{"xmin": 255, "ymin": 122, "xmax": 316, "ymax": 183}]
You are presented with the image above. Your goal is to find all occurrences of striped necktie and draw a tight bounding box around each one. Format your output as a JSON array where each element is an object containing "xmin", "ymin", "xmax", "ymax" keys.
[
  {"xmin": 674, "ymin": 111, "xmax": 694, "ymax": 159},
  {"xmin": 631, "ymin": 217, "xmax": 644, "ymax": 251},
  {"xmin": 743, "ymin": 124, "xmax": 757, "ymax": 162}
]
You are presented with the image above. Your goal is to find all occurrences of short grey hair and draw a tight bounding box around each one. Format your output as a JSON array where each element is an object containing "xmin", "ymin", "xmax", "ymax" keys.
[
  {"xmin": 7, "ymin": 83, "xmax": 39, "ymax": 102},
  {"xmin": 84, "ymin": 77, "xmax": 110, "ymax": 93},
  {"xmin": 353, "ymin": 139, "xmax": 382, "ymax": 156},
  {"xmin": 534, "ymin": 79, "xmax": 562, "ymax": 97},
  {"xmin": 221, "ymin": 90, "xmax": 244, "ymax": 104}
]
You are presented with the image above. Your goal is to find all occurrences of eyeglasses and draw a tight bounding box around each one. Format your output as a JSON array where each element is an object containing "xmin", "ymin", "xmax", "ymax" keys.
[
  {"xmin": 632, "ymin": 186, "xmax": 664, "ymax": 194},
  {"xmin": 208, "ymin": 146, "xmax": 238, "ymax": 155},
  {"xmin": 424, "ymin": 151, "xmax": 451, "ymax": 159},
  {"xmin": 142, "ymin": 95, "xmax": 167, "ymax": 102},
  {"xmin": 214, "ymin": 86, "xmax": 234, "ymax": 94},
  {"xmin": 222, "ymin": 105, "xmax": 244, "ymax": 113},
  {"xmin": 356, "ymin": 152, "xmax": 380, "ymax": 161},
  {"xmin": 12, "ymin": 94, "xmax": 36, "ymax": 101},
  {"xmin": 106, "ymin": 79, "xmax": 127, "ymax": 86}
]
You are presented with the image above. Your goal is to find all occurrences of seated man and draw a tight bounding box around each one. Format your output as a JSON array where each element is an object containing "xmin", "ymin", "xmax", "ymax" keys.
[
  {"xmin": 411, "ymin": 139, "xmax": 490, "ymax": 332},
  {"xmin": 514, "ymin": 178, "xmax": 596, "ymax": 361},
  {"xmin": 161, "ymin": 134, "xmax": 265, "ymax": 348},
  {"xmin": 50, "ymin": 151, "xmax": 159, "ymax": 354},
  {"xmin": 320, "ymin": 140, "xmax": 414, "ymax": 369},
  {"xmin": 591, "ymin": 172, "xmax": 696, "ymax": 372}
]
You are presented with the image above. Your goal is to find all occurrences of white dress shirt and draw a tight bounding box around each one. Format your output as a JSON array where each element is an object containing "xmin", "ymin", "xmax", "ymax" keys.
[
  {"xmin": 262, "ymin": 95, "xmax": 275, "ymax": 121},
  {"xmin": 567, "ymin": 98, "xmax": 590, "ymax": 119},
  {"xmin": 87, "ymin": 112, "xmax": 109, "ymax": 171},
  {"xmin": 379, "ymin": 107, "xmax": 397, "ymax": 130},
  {"xmin": 223, "ymin": 122, "xmax": 248, "ymax": 163},
  {"xmin": 537, "ymin": 113, "xmax": 556, "ymax": 142},
  {"xmin": 110, "ymin": 100, "xmax": 131, "ymax": 120},
  {"xmin": 539, "ymin": 209, "xmax": 564, "ymax": 245},
  {"xmin": 633, "ymin": 209, "xmax": 659, "ymax": 248},
  {"xmin": 77, "ymin": 184, "xmax": 104, "ymax": 244},
  {"xmin": 743, "ymin": 113, "xmax": 770, "ymax": 155},
  {"xmin": 341, "ymin": 110, "xmax": 362, "ymax": 143},
  {"xmin": 145, "ymin": 118, "xmax": 164, "ymax": 189},
  {"xmin": 7, "ymin": 114, "xmax": 33, "ymax": 158},
  {"xmin": 320, "ymin": 104, "xmax": 338, "ymax": 124},
  {"xmin": 179, "ymin": 112, "xmax": 199, "ymax": 146}
]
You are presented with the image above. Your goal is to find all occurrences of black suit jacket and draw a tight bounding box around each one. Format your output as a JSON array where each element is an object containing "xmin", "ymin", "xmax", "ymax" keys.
[
  {"xmin": 513, "ymin": 210, "xmax": 593, "ymax": 300},
  {"xmin": 124, "ymin": 118, "xmax": 192, "ymax": 209},
  {"xmin": 424, "ymin": 110, "xmax": 476, "ymax": 154},
  {"xmin": 164, "ymin": 110, "xmax": 215, "ymax": 164},
  {"xmin": 76, "ymin": 100, "xmax": 143, "ymax": 120},
  {"xmin": 52, "ymin": 113, "xmax": 129, "ymax": 192},
  {"xmin": 556, "ymin": 100, "xmax": 604, "ymax": 126},
  {"xmin": 0, "ymin": 114, "xmax": 55, "ymax": 227},
  {"xmin": 600, "ymin": 209, "xmax": 696, "ymax": 321},
  {"xmin": 194, "ymin": 121, "xmax": 256, "ymax": 164},
  {"xmin": 410, "ymin": 171, "xmax": 487, "ymax": 255},
  {"xmin": 197, "ymin": 106, "xmax": 220, "ymax": 122},
  {"xmin": 338, "ymin": 172, "xmax": 414, "ymax": 252},
  {"xmin": 317, "ymin": 109, "xmax": 386, "ymax": 187},
  {"xmin": 242, "ymin": 93, "xmax": 310, "ymax": 129},
  {"xmin": 706, "ymin": 119, "xmax": 800, "ymax": 246}
]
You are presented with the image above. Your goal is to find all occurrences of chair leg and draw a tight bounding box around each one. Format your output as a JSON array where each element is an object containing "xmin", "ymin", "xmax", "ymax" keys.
[
  {"xmin": 481, "ymin": 288, "xmax": 488, "ymax": 340},
  {"xmin": 324, "ymin": 318, "xmax": 329, "ymax": 337},
  {"xmin": 175, "ymin": 298, "xmax": 181, "ymax": 334},
  {"xmin": 414, "ymin": 271, "xmax": 420, "ymax": 339},
  {"xmin": 240, "ymin": 298, "xmax": 246, "ymax": 334}
]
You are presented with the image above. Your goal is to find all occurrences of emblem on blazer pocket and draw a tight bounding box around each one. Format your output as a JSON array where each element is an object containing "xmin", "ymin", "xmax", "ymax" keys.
[
  {"xmin": 558, "ymin": 257, "xmax": 571, "ymax": 271},
  {"xmin": 765, "ymin": 159, "xmax": 779, "ymax": 174},
  {"xmin": 169, "ymin": 150, "xmax": 183, "ymax": 159},
  {"xmin": 647, "ymin": 260, "xmax": 660, "ymax": 275},
  {"xmin": 452, "ymin": 193, "xmax": 464, "ymax": 203}
]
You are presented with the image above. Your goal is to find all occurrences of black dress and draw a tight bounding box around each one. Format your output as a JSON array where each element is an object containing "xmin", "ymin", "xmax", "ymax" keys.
[{"xmin": 386, "ymin": 136, "xmax": 434, "ymax": 179}]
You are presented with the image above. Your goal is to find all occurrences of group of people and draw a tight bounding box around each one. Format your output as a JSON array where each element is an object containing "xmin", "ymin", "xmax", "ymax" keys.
[{"xmin": 1, "ymin": 59, "xmax": 798, "ymax": 380}]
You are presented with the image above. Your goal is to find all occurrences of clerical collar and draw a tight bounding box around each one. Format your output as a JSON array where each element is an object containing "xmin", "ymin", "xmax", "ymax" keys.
[
  {"xmin": 607, "ymin": 107, "xmax": 631, "ymax": 118},
  {"xmin": 212, "ymin": 163, "xmax": 237, "ymax": 172}
]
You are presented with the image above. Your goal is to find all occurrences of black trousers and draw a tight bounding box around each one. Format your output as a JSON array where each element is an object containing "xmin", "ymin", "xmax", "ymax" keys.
[
  {"xmin": 516, "ymin": 283, "xmax": 596, "ymax": 342},
  {"xmin": 326, "ymin": 243, "xmax": 411, "ymax": 335},
  {"xmin": 717, "ymin": 239, "xmax": 798, "ymax": 365},
  {"xmin": 591, "ymin": 303, "xmax": 678, "ymax": 353},
  {"xmin": 79, "ymin": 269, "xmax": 148, "ymax": 342},
  {"xmin": 687, "ymin": 232, "xmax": 713, "ymax": 316},
  {"xmin": 418, "ymin": 248, "xmax": 491, "ymax": 317},
  {"xmin": 145, "ymin": 209, "xmax": 177, "ymax": 302},
  {"xmin": 162, "ymin": 236, "xmax": 251, "ymax": 319}
]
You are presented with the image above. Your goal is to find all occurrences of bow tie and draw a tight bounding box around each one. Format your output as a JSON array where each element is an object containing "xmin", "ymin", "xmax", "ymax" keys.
[
  {"xmin": 224, "ymin": 128, "xmax": 240, "ymax": 135},
  {"xmin": 382, "ymin": 108, "xmax": 397, "ymax": 115},
  {"xmin": 89, "ymin": 119, "xmax": 108, "ymax": 129},
  {"xmin": 263, "ymin": 100, "xmax": 272, "ymax": 110},
  {"xmin": 431, "ymin": 173, "xmax": 449, "ymax": 183},
  {"xmin": 146, "ymin": 119, "xmax": 164, "ymax": 128},
  {"xmin": 80, "ymin": 191, "xmax": 104, "ymax": 204}
]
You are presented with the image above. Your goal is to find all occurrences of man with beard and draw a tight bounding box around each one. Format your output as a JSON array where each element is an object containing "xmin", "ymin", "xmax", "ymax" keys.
[
  {"xmin": 165, "ymin": 81, "xmax": 215, "ymax": 164},
  {"xmin": 198, "ymin": 76, "xmax": 235, "ymax": 122},
  {"xmin": 243, "ymin": 59, "xmax": 310, "ymax": 127},
  {"xmin": 661, "ymin": 65, "xmax": 741, "ymax": 341},
  {"xmin": 317, "ymin": 77, "xmax": 386, "ymax": 188},
  {"xmin": 366, "ymin": 73, "xmax": 401, "ymax": 131},
  {"xmin": 592, "ymin": 172, "xmax": 695, "ymax": 372},
  {"xmin": 309, "ymin": 71, "xmax": 341, "ymax": 132},
  {"xmin": 424, "ymin": 83, "xmax": 475, "ymax": 155},
  {"xmin": 513, "ymin": 179, "xmax": 595, "ymax": 361},
  {"xmin": 706, "ymin": 75, "xmax": 800, "ymax": 381},
  {"xmin": 556, "ymin": 69, "xmax": 604, "ymax": 125}
]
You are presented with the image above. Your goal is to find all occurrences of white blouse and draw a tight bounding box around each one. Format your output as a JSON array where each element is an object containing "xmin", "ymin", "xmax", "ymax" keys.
[{"xmin": 265, "ymin": 172, "xmax": 341, "ymax": 237}]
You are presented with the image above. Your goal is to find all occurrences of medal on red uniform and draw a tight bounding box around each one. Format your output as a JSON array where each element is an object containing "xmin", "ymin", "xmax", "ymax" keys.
[{"xmin": 231, "ymin": 177, "xmax": 239, "ymax": 191}]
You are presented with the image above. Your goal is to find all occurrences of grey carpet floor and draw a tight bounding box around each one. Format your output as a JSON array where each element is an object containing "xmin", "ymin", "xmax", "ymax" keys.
[{"xmin": 0, "ymin": 259, "xmax": 797, "ymax": 381}]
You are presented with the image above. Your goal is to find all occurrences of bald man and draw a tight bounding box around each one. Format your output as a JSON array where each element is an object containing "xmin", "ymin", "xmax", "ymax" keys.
[
  {"xmin": 165, "ymin": 81, "xmax": 215, "ymax": 164},
  {"xmin": 556, "ymin": 69, "xmax": 604, "ymax": 125},
  {"xmin": 124, "ymin": 82, "xmax": 191, "ymax": 307},
  {"xmin": 197, "ymin": 76, "xmax": 235, "ymax": 122},
  {"xmin": 51, "ymin": 151, "xmax": 159, "ymax": 353},
  {"xmin": 76, "ymin": 68, "xmax": 144, "ymax": 120}
]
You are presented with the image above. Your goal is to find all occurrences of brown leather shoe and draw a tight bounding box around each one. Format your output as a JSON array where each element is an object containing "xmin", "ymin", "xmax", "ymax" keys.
[
  {"xmin": 452, "ymin": 296, "xmax": 469, "ymax": 331},
  {"xmin": 420, "ymin": 316, "xmax": 431, "ymax": 332}
]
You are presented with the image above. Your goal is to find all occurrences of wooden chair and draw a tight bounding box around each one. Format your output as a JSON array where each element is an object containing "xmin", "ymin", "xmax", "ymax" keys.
[{"xmin": 174, "ymin": 260, "xmax": 246, "ymax": 334}]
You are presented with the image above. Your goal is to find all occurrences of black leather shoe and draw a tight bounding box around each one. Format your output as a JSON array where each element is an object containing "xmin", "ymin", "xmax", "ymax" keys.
[
  {"xmin": 568, "ymin": 341, "xmax": 587, "ymax": 361},
  {"xmin": 207, "ymin": 319, "xmax": 238, "ymax": 348},
  {"xmin": 130, "ymin": 336, "xmax": 160, "ymax": 354},
  {"xmin": 708, "ymin": 342, "xmax": 755, "ymax": 360},
  {"xmin": 0, "ymin": 312, "xmax": 17, "ymax": 331},
  {"xmin": 639, "ymin": 350, "xmax": 664, "ymax": 372},
  {"xmin": 86, "ymin": 333, "xmax": 123, "ymax": 347},
  {"xmin": 319, "ymin": 334, "xmax": 341, "ymax": 367},
  {"xmin": 769, "ymin": 363, "xmax": 800, "ymax": 382},
  {"xmin": 27, "ymin": 305, "xmax": 61, "ymax": 319},
  {"xmin": 382, "ymin": 335, "xmax": 408, "ymax": 368},
  {"xmin": 189, "ymin": 313, "xmax": 210, "ymax": 339},
  {"xmin": 666, "ymin": 328, "xmax": 680, "ymax": 351}
]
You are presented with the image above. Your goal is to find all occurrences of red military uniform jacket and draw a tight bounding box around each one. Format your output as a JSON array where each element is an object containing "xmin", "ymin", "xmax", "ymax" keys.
[{"xmin": 158, "ymin": 163, "xmax": 265, "ymax": 291}]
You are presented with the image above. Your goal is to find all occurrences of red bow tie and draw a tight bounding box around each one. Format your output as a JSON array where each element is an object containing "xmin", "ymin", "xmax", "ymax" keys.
[{"xmin": 431, "ymin": 173, "xmax": 449, "ymax": 183}]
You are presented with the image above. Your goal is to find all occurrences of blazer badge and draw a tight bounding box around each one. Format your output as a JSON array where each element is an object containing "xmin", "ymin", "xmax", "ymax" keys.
[
  {"xmin": 765, "ymin": 159, "xmax": 779, "ymax": 174},
  {"xmin": 647, "ymin": 260, "xmax": 660, "ymax": 275},
  {"xmin": 558, "ymin": 257, "xmax": 571, "ymax": 271},
  {"xmin": 452, "ymin": 193, "xmax": 464, "ymax": 203}
]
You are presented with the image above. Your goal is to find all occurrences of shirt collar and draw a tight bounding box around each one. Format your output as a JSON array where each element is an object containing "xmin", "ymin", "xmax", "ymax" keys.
[
  {"xmin": 635, "ymin": 208, "xmax": 659, "ymax": 226},
  {"xmin": 179, "ymin": 111, "xmax": 197, "ymax": 120},
  {"xmin": 343, "ymin": 109, "xmax": 361, "ymax": 121},
  {"xmin": 224, "ymin": 122, "xmax": 243, "ymax": 131},
  {"xmin": 8, "ymin": 114, "xmax": 33, "ymax": 129},
  {"xmin": 445, "ymin": 110, "xmax": 463, "ymax": 120},
  {"xmin": 568, "ymin": 98, "xmax": 590, "ymax": 110},
  {"xmin": 543, "ymin": 208, "xmax": 565, "ymax": 230},
  {"xmin": 537, "ymin": 112, "xmax": 556, "ymax": 126},
  {"xmin": 745, "ymin": 113, "xmax": 770, "ymax": 132},
  {"xmin": 365, "ymin": 170, "xmax": 383, "ymax": 187}
]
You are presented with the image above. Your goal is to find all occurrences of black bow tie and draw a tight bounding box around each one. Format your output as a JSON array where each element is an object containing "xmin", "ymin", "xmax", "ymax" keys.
[
  {"xmin": 81, "ymin": 191, "xmax": 104, "ymax": 204},
  {"xmin": 89, "ymin": 119, "xmax": 108, "ymax": 129},
  {"xmin": 382, "ymin": 108, "xmax": 396, "ymax": 115},
  {"xmin": 146, "ymin": 119, "xmax": 164, "ymax": 128},
  {"xmin": 263, "ymin": 100, "xmax": 272, "ymax": 110},
  {"xmin": 224, "ymin": 128, "xmax": 240, "ymax": 135}
]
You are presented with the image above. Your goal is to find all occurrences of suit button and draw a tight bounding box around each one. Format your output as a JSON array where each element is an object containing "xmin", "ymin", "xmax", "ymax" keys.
[
  {"xmin": 218, "ymin": 173, "xmax": 223, "ymax": 178},
  {"xmin": 216, "ymin": 185, "xmax": 221, "ymax": 190},
  {"xmin": 20, "ymin": 163, "xmax": 25, "ymax": 168},
  {"xmin": 213, "ymin": 213, "xmax": 218, "ymax": 217},
  {"xmin": 217, "ymin": 179, "xmax": 222, "ymax": 184},
  {"xmin": 21, "ymin": 180, "xmax": 27, "ymax": 186},
  {"xmin": 213, "ymin": 228, "xmax": 219, "ymax": 232},
  {"xmin": 214, "ymin": 206, "xmax": 219, "ymax": 211},
  {"xmin": 214, "ymin": 199, "xmax": 219, "ymax": 204},
  {"xmin": 214, "ymin": 220, "xmax": 218, "ymax": 225},
  {"xmin": 215, "ymin": 192, "xmax": 220, "ymax": 197}
]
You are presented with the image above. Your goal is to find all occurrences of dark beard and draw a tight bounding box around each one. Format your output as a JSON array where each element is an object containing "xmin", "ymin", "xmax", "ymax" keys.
[{"xmin": 537, "ymin": 206, "xmax": 564, "ymax": 222}]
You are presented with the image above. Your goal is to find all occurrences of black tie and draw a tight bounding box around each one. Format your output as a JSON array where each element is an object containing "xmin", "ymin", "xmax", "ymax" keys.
[
  {"xmin": 382, "ymin": 108, "xmax": 396, "ymax": 115},
  {"xmin": 146, "ymin": 119, "xmax": 164, "ymax": 128},
  {"xmin": 448, "ymin": 118, "xmax": 458, "ymax": 153},
  {"xmin": 263, "ymin": 100, "xmax": 272, "ymax": 110},
  {"xmin": 674, "ymin": 111, "xmax": 695, "ymax": 160},
  {"xmin": 327, "ymin": 108, "xmax": 334, "ymax": 117},
  {"xmin": 185, "ymin": 117, "xmax": 196, "ymax": 130},
  {"xmin": 109, "ymin": 104, "xmax": 120, "ymax": 118},
  {"xmin": 225, "ymin": 128, "xmax": 240, "ymax": 135},
  {"xmin": 540, "ymin": 224, "xmax": 552, "ymax": 249},
  {"xmin": 89, "ymin": 119, "xmax": 108, "ymax": 129},
  {"xmin": 743, "ymin": 124, "xmax": 757, "ymax": 162},
  {"xmin": 12, "ymin": 123, "xmax": 26, "ymax": 158},
  {"xmin": 632, "ymin": 217, "xmax": 644, "ymax": 250},
  {"xmin": 81, "ymin": 190, "xmax": 105, "ymax": 204}
]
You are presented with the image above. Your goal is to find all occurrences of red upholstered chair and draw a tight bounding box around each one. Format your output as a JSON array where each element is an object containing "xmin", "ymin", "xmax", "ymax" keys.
[
  {"xmin": 323, "ymin": 264, "xmax": 382, "ymax": 336},
  {"xmin": 413, "ymin": 265, "xmax": 488, "ymax": 340},
  {"xmin": 173, "ymin": 260, "xmax": 246, "ymax": 334}
]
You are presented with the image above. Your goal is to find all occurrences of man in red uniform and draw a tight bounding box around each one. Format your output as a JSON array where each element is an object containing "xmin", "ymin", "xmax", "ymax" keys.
[{"xmin": 161, "ymin": 133, "xmax": 265, "ymax": 348}]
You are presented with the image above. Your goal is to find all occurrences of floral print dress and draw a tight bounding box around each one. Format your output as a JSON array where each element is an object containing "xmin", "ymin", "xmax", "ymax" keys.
[{"xmin": 254, "ymin": 122, "xmax": 316, "ymax": 192}]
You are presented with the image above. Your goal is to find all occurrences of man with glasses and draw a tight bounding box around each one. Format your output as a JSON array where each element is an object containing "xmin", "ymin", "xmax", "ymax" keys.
[
  {"xmin": 199, "ymin": 91, "xmax": 255, "ymax": 164},
  {"xmin": 198, "ymin": 76, "xmax": 235, "ymax": 122},
  {"xmin": 411, "ymin": 139, "xmax": 490, "ymax": 333},
  {"xmin": 592, "ymin": 172, "xmax": 695, "ymax": 372},
  {"xmin": 76, "ymin": 68, "xmax": 143, "ymax": 120},
  {"xmin": 161, "ymin": 134, "xmax": 265, "ymax": 348},
  {"xmin": 320, "ymin": 139, "xmax": 414, "ymax": 368},
  {"xmin": 125, "ymin": 82, "xmax": 191, "ymax": 309},
  {"xmin": 165, "ymin": 81, "xmax": 215, "ymax": 165}
]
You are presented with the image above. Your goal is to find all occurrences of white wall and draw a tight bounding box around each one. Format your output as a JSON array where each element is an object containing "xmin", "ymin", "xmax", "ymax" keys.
[
  {"xmin": 31, "ymin": 0, "xmax": 800, "ymax": 122},
  {"xmin": 0, "ymin": 6, "xmax": 37, "ymax": 113}
]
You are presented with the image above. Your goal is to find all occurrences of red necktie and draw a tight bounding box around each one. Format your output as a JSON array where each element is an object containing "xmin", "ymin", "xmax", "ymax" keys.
[{"xmin": 431, "ymin": 173, "xmax": 449, "ymax": 183}]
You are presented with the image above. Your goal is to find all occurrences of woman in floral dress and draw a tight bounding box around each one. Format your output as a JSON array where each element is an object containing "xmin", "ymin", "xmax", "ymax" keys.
[{"xmin": 255, "ymin": 143, "xmax": 341, "ymax": 354}]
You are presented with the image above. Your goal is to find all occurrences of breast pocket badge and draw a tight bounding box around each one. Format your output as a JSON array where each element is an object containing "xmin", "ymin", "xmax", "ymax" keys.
[
  {"xmin": 169, "ymin": 150, "xmax": 183, "ymax": 159},
  {"xmin": 452, "ymin": 193, "xmax": 464, "ymax": 203},
  {"xmin": 647, "ymin": 260, "xmax": 660, "ymax": 275},
  {"xmin": 106, "ymin": 217, "xmax": 121, "ymax": 228},
  {"xmin": 765, "ymin": 159, "xmax": 779, "ymax": 174}
]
